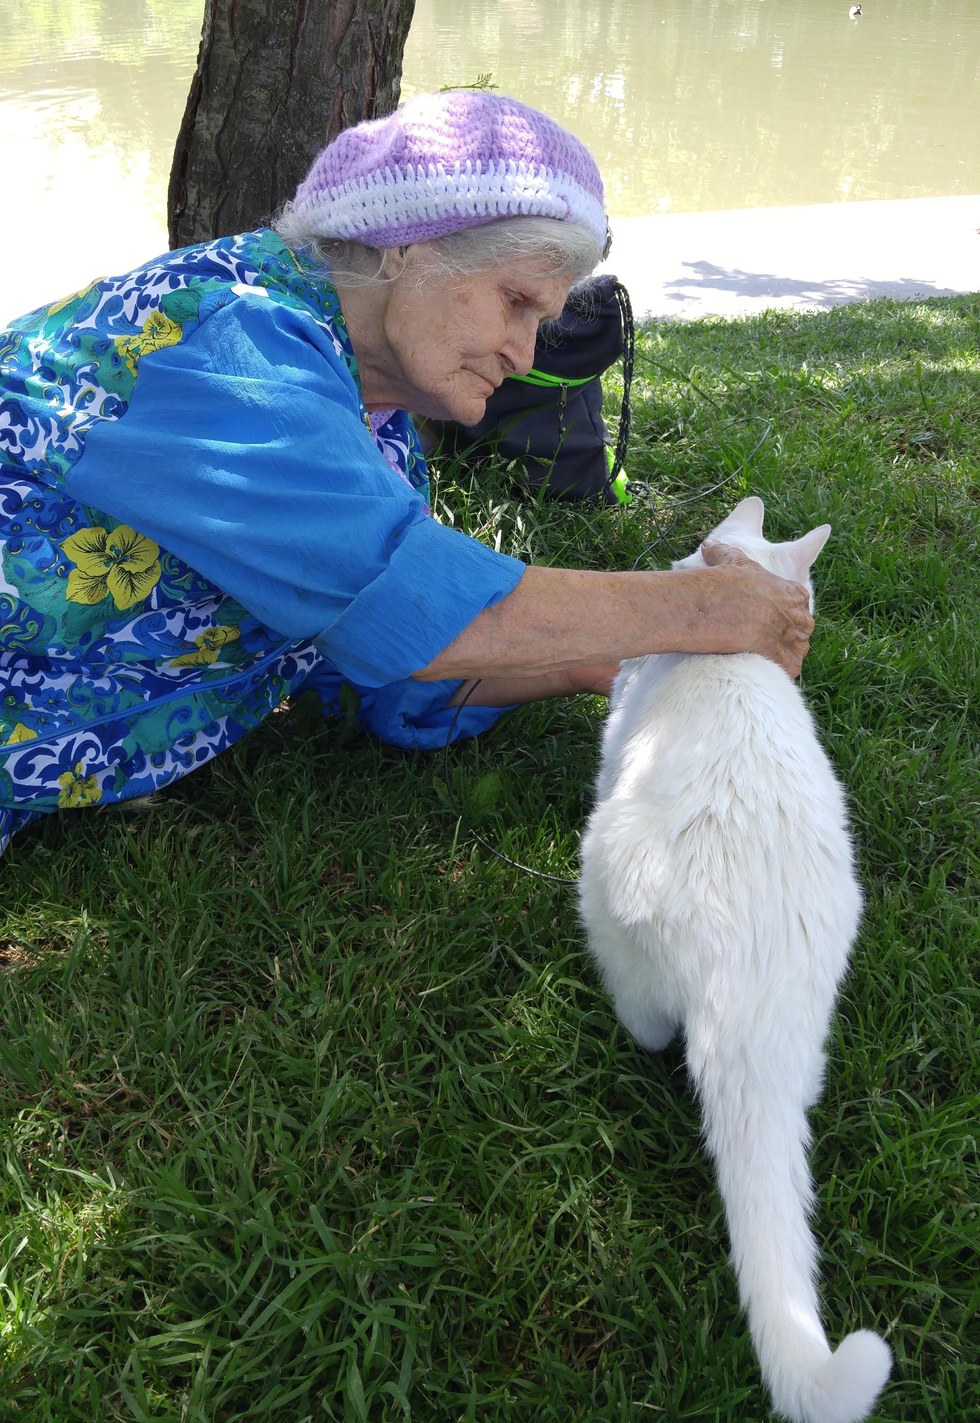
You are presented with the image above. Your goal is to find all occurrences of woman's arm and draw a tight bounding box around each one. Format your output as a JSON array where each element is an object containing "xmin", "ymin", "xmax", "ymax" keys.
[
  {"xmin": 414, "ymin": 541, "xmax": 814, "ymax": 701},
  {"xmin": 445, "ymin": 662, "xmax": 621, "ymax": 710}
]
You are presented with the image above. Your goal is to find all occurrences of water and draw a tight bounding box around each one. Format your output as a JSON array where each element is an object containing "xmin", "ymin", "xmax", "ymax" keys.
[
  {"xmin": 1, "ymin": 0, "xmax": 977, "ymax": 320},
  {"xmin": 0, "ymin": 0, "xmax": 203, "ymax": 318},
  {"xmin": 402, "ymin": 0, "xmax": 980, "ymax": 216}
]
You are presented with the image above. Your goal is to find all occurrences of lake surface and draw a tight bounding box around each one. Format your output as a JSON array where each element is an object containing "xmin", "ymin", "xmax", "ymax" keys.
[
  {"xmin": 1, "ymin": 0, "xmax": 977, "ymax": 319},
  {"xmin": 403, "ymin": 0, "xmax": 980, "ymax": 216},
  {"xmin": 1, "ymin": 0, "xmax": 203, "ymax": 318}
]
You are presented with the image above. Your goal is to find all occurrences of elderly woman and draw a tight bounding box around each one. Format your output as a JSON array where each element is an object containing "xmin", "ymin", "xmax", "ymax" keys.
[{"xmin": 0, "ymin": 91, "xmax": 812, "ymax": 854}]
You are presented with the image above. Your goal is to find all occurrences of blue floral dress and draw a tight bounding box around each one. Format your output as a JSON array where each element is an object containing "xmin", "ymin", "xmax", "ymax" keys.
[{"xmin": 0, "ymin": 230, "xmax": 524, "ymax": 854}]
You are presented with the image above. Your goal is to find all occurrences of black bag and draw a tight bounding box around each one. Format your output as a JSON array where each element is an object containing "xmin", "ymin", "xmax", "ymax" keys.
[{"xmin": 431, "ymin": 275, "xmax": 634, "ymax": 505}]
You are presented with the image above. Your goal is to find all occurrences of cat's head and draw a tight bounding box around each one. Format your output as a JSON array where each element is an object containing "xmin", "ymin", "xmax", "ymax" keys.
[{"xmin": 675, "ymin": 496, "xmax": 831, "ymax": 605}]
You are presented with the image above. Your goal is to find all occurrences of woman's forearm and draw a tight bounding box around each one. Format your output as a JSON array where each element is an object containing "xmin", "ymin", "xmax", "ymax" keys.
[
  {"xmin": 446, "ymin": 662, "xmax": 621, "ymax": 709},
  {"xmin": 414, "ymin": 553, "xmax": 814, "ymax": 688},
  {"xmin": 417, "ymin": 566, "xmax": 709, "ymax": 684}
]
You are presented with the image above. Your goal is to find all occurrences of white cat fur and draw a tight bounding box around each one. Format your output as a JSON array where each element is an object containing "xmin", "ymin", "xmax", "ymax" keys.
[{"xmin": 578, "ymin": 497, "xmax": 891, "ymax": 1423}]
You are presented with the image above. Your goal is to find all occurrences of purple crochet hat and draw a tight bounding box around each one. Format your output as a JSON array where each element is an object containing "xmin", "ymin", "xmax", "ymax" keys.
[{"xmin": 291, "ymin": 90, "xmax": 609, "ymax": 255}]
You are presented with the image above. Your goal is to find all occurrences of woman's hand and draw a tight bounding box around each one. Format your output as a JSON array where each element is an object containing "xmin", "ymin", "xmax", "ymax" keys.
[
  {"xmin": 699, "ymin": 538, "xmax": 813, "ymax": 677},
  {"xmin": 416, "ymin": 550, "xmax": 816, "ymax": 692}
]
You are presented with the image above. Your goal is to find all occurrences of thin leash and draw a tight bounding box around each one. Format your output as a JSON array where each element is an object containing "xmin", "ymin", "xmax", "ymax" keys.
[
  {"xmin": 443, "ymin": 679, "xmax": 579, "ymax": 887},
  {"xmin": 442, "ymin": 306, "xmax": 773, "ymax": 887},
  {"xmin": 441, "ymin": 280, "xmax": 637, "ymax": 888},
  {"xmin": 622, "ymin": 412, "xmax": 773, "ymax": 565},
  {"xmin": 606, "ymin": 280, "xmax": 635, "ymax": 494}
]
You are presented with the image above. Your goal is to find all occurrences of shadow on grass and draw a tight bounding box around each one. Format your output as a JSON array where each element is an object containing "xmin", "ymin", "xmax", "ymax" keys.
[{"xmin": 659, "ymin": 261, "xmax": 976, "ymax": 315}]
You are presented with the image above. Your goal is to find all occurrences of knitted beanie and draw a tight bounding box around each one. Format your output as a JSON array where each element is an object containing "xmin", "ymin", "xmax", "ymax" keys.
[{"xmin": 291, "ymin": 90, "xmax": 609, "ymax": 255}]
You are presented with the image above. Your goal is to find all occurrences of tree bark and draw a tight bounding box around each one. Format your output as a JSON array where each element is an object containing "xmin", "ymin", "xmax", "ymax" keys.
[{"xmin": 168, "ymin": 0, "xmax": 417, "ymax": 249}]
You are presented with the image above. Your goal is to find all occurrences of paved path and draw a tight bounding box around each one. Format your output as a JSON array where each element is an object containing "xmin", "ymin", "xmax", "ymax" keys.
[{"xmin": 599, "ymin": 195, "xmax": 980, "ymax": 321}]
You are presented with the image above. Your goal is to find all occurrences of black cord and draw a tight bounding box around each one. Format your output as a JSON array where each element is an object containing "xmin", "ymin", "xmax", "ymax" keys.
[
  {"xmin": 624, "ymin": 415, "xmax": 773, "ymax": 565},
  {"xmin": 608, "ymin": 280, "xmax": 636, "ymax": 485},
  {"xmin": 442, "ymin": 679, "xmax": 578, "ymax": 887},
  {"xmin": 441, "ymin": 311, "xmax": 773, "ymax": 885}
]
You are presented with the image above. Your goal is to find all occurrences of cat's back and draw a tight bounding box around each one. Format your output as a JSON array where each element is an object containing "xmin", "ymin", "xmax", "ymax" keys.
[
  {"xmin": 585, "ymin": 650, "xmax": 860, "ymax": 971},
  {"xmin": 598, "ymin": 652, "xmax": 829, "ymax": 801},
  {"xmin": 593, "ymin": 651, "xmax": 853, "ymax": 873}
]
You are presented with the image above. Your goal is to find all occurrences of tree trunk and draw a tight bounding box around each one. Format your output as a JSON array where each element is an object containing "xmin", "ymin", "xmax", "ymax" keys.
[{"xmin": 168, "ymin": 0, "xmax": 417, "ymax": 249}]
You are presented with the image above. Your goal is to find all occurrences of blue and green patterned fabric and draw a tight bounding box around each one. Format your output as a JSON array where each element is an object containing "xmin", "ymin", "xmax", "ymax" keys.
[{"xmin": 0, "ymin": 229, "xmax": 524, "ymax": 853}]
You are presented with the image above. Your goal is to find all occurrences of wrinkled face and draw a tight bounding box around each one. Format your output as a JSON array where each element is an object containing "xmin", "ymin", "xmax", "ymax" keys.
[{"xmin": 366, "ymin": 246, "xmax": 573, "ymax": 425}]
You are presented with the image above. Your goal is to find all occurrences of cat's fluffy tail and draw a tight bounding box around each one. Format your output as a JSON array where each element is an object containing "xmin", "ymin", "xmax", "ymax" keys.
[
  {"xmin": 789, "ymin": 1331, "xmax": 894, "ymax": 1423},
  {"xmin": 686, "ymin": 1025, "xmax": 891, "ymax": 1423}
]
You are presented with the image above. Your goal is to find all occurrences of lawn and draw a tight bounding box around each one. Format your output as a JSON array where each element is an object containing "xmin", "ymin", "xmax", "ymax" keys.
[{"xmin": 1, "ymin": 294, "xmax": 977, "ymax": 1422}]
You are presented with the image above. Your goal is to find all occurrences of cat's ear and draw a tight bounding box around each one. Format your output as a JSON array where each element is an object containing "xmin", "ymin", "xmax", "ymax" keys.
[
  {"xmin": 715, "ymin": 496, "xmax": 765, "ymax": 539},
  {"xmin": 789, "ymin": 524, "xmax": 832, "ymax": 580}
]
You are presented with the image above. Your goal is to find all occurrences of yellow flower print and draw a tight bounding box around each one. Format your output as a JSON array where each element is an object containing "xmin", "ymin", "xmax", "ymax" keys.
[
  {"xmin": 114, "ymin": 310, "xmax": 183, "ymax": 377},
  {"xmin": 169, "ymin": 625, "xmax": 241, "ymax": 668},
  {"xmin": 5, "ymin": 723, "xmax": 37, "ymax": 745},
  {"xmin": 62, "ymin": 525, "xmax": 161, "ymax": 610},
  {"xmin": 57, "ymin": 763, "xmax": 103, "ymax": 809}
]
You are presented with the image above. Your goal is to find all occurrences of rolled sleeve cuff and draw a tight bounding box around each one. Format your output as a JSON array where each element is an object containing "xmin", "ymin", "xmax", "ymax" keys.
[
  {"xmin": 355, "ymin": 676, "xmax": 514, "ymax": 749},
  {"xmin": 316, "ymin": 517, "xmax": 525, "ymax": 688}
]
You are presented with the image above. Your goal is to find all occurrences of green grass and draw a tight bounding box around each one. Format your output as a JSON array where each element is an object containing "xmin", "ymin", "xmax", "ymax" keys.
[{"xmin": 2, "ymin": 294, "xmax": 978, "ymax": 1422}]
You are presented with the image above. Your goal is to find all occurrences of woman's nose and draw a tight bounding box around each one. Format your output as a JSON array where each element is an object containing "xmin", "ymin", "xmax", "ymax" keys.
[{"xmin": 501, "ymin": 315, "xmax": 539, "ymax": 376}]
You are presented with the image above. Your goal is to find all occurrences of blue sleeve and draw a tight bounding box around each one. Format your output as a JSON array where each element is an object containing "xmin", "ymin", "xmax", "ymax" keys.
[
  {"xmin": 303, "ymin": 664, "xmax": 513, "ymax": 750},
  {"xmin": 71, "ymin": 291, "xmax": 525, "ymax": 687}
]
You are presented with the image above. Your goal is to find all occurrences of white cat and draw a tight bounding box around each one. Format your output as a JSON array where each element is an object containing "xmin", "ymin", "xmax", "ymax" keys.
[{"xmin": 578, "ymin": 497, "xmax": 891, "ymax": 1423}]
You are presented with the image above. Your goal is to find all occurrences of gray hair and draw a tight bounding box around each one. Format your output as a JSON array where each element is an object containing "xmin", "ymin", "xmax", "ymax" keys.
[{"xmin": 272, "ymin": 206, "xmax": 603, "ymax": 289}]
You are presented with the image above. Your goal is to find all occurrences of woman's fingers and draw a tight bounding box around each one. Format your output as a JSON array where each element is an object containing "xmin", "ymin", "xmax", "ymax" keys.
[{"xmin": 700, "ymin": 538, "xmax": 814, "ymax": 677}]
